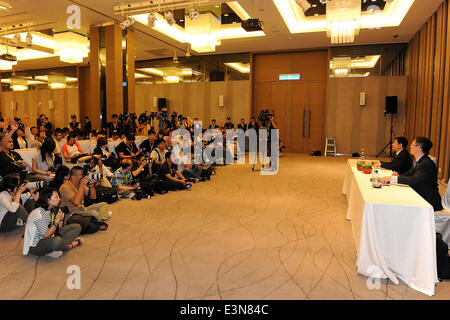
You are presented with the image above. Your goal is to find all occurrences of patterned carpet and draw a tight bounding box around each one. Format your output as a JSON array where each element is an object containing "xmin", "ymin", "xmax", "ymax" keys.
[{"xmin": 1, "ymin": 153, "xmax": 449, "ymax": 300}]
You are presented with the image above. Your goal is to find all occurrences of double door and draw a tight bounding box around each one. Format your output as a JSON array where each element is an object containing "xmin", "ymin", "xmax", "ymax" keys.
[{"xmin": 253, "ymin": 81, "xmax": 326, "ymax": 153}]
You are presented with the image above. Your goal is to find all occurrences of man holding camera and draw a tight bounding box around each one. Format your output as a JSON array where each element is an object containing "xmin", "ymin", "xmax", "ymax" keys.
[
  {"xmin": 0, "ymin": 137, "xmax": 27, "ymax": 177},
  {"xmin": 140, "ymin": 129, "xmax": 157, "ymax": 156},
  {"xmin": 158, "ymin": 151, "xmax": 191, "ymax": 191},
  {"xmin": 116, "ymin": 133, "xmax": 141, "ymax": 161},
  {"xmin": 111, "ymin": 159, "xmax": 149, "ymax": 198},
  {"xmin": 107, "ymin": 114, "xmax": 123, "ymax": 138},
  {"xmin": 59, "ymin": 166, "xmax": 112, "ymax": 221}
]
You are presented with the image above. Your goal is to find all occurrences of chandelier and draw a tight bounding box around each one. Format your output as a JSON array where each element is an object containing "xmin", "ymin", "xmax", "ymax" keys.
[
  {"xmin": 326, "ymin": 0, "xmax": 361, "ymax": 44},
  {"xmin": 53, "ymin": 29, "xmax": 89, "ymax": 64},
  {"xmin": 185, "ymin": 12, "xmax": 221, "ymax": 53}
]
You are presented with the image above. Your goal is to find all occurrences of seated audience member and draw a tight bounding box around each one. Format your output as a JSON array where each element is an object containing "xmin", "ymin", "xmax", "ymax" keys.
[
  {"xmin": 111, "ymin": 159, "xmax": 148, "ymax": 197},
  {"xmin": 381, "ymin": 137, "xmax": 443, "ymax": 211},
  {"xmin": 61, "ymin": 127, "xmax": 69, "ymax": 145},
  {"xmin": 61, "ymin": 133, "xmax": 92, "ymax": 164},
  {"xmin": 0, "ymin": 120, "xmax": 18, "ymax": 152},
  {"xmin": 110, "ymin": 129, "xmax": 121, "ymax": 142},
  {"xmin": 53, "ymin": 128, "xmax": 64, "ymax": 156},
  {"xmin": 0, "ymin": 137, "xmax": 27, "ymax": 177},
  {"xmin": 23, "ymin": 187, "xmax": 83, "ymax": 259},
  {"xmin": 97, "ymin": 129, "xmax": 108, "ymax": 140},
  {"xmin": 37, "ymin": 113, "xmax": 53, "ymax": 132},
  {"xmin": 0, "ymin": 175, "xmax": 37, "ymax": 232},
  {"xmin": 59, "ymin": 166, "xmax": 111, "ymax": 221},
  {"xmin": 373, "ymin": 137, "xmax": 412, "ymax": 174},
  {"xmin": 83, "ymin": 116, "xmax": 92, "ymax": 139},
  {"xmin": 158, "ymin": 152, "xmax": 191, "ymax": 191},
  {"xmin": 89, "ymin": 130, "xmax": 97, "ymax": 140},
  {"xmin": 237, "ymin": 118, "xmax": 247, "ymax": 131},
  {"xmin": 30, "ymin": 130, "xmax": 46, "ymax": 149},
  {"xmin": 224, "ymin": 117, "xmax": 234, "ymax": 129},
  {"xmin": 84, "ymin": 157, "xmax": 113, "ymax": 188},
  {"xmin": 139, "ymin": 129, "xmax": 157, "ymax": 156},
  {"xmin": 209, "ymin": 119, "xmax": 219, "ymax": 129},
  {"xmin": 248, "ymin": 117, "xmax": 259, "ymax": 131},
  {"xmin": 116, "ymin": 133, "xmax": 141, "ymax": 161},
  {"xmin": 150, "ymin": 139, "xmax": 168, "ymax": 172},
  {"xmin": 156, "ymin": 130, "xmax": 165, "ymax": 141},
  {"xmin": 12, "ymin": 127, "xmax": 29, "ymax": 149},
  {"xmin": 49, "ymin": 166, "xmax": 70, "ymax": 190},
  {"xmin": 69, "ymin": 115, "xmax": 80, "ymax": 131},
  {"xmin": 107, "ymin": 114, "xmax": 123, "ymax": 138},
  {"xmin": 176, "ymin": 148, "xmax": 204, "ymax": 181},
  {"xmin": 32, "ymin": 139, "xmax": 57, "ymax": 182},
  {"xmin": 94, "ymin": 137, "xmax": 119, "ymax": 170}
]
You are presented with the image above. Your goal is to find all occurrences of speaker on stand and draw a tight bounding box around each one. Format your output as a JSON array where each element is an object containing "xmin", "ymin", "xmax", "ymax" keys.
[{"xmin": 377, "ymin": 96, "xmax": 398, "ymax": 158}]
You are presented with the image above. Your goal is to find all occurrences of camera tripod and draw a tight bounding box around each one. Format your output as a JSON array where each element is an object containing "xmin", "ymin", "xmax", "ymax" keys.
[{"xmin": 251, "ymin": 126, "xmax": 271, "ymax": 172}]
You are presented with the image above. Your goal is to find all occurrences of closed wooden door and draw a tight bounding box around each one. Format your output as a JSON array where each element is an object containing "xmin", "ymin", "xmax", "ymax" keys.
[
  {"xmin": 291, "ymin": 82, "xmax": 308, "ymax": 152},
  {"xmin": 305, "ymin": 82, "xmax": 326, "ymax": 152},
  {"xmin": 271, "ymin": 82, "xmax": 290, "ymax": 148}
]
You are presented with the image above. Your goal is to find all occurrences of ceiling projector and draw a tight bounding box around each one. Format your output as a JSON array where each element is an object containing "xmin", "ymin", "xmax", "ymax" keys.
[{"xmin": 241, "ymin": 19, "xmax": 263, "ymax": 32}]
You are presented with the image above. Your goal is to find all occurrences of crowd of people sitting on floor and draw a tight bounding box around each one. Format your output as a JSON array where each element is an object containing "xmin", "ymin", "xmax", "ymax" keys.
[{"xmin": 0, "ymin": 112, "xmax": 267, "ymax": 259}]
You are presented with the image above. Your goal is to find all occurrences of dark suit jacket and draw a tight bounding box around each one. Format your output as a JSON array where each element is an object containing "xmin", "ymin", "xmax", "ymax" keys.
[
  {"xmin": 380, "ymin": 149, "xmax": 412, "ymax": 174},
  {"xmin": 398, "ymin": 155, "xmax": 443, "ymax": 211}
]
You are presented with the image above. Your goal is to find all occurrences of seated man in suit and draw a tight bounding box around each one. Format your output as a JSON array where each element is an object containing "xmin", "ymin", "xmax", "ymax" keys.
[
  {"xmin": 381, "ymin": 136, "xmax": 443, "ymax": 211},
  {"xmin": 373, "ymin": 136, "xmax": 412, "ymax": 174}
]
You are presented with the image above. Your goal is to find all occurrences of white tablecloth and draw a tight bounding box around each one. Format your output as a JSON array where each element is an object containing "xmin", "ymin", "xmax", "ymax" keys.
[{"xmin": 343, "ymin": 159, "xmax": 438, "ymax": 296}]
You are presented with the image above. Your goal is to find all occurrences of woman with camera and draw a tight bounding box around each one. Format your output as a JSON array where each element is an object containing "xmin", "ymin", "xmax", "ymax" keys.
[
  {"xmin": 93, "ymin": 137, "xmax": 119, "ymax": 170},
  {"xmin": 32, "ymin": 138, "xmax": 57, "ymax": 182},
  {"xmin": 23, "ymin": 187, "xmax": 83, "ymax": 258},
  {"xmin": 0, "ymin": 175, "xmax": 37, "ymax": 232},
  {"xmin": 48, "ymin": 166, "xmax": 70, "ymax": 190}
]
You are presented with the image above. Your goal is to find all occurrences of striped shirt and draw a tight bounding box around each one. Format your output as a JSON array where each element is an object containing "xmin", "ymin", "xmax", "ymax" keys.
[{"xmin": 23, "ymin": 207, "xmax": 53, "ymax": 255}]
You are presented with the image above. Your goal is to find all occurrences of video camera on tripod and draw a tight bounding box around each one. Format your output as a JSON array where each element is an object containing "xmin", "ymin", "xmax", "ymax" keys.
[{"xmin": 258, "ymin": 109, "xmax": 273, "ymax": 125}]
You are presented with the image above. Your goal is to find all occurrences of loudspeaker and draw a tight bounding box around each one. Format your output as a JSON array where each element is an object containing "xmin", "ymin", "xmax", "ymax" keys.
[
  {"xmin": 385, "ymin": 96, "xmax": 398, "ymax": 114},
  {"xmin": 49, "ymin": 100, "xmax": 54, "ymax": 110},
  {"xmin": 219, "ymin": 95, "xmax": 225, "ymax": 107},
  {"xmin": 153, "ymin": 97, "xmax": 157, "ymax": 109},
  {"xmin": 158, "ymin": 98, "xmax": 167, "ymax": 111}
]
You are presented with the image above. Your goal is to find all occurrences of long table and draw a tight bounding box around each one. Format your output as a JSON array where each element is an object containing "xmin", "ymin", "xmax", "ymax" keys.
[{"xmin": 343, "ymin": 159, "xmax": 438, "ymax": 296}]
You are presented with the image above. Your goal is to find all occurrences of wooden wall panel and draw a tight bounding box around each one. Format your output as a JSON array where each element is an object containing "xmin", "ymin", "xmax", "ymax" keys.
[
  {"xmin": 0, "ymin": 88, "xmax": 79, "ymax": 129},
  {"xmin": 404, "ymin": 0, "xmax": 450, "ymax": 181},
  {"xmin": 134, "ymin": 81, "xmax": 250, "ymax": 129}
]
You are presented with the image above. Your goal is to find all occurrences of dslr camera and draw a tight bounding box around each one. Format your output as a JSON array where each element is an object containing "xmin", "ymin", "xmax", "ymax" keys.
[{"xmin": 25, "ymin": 181, "xmax": 48, "ymax": 189}]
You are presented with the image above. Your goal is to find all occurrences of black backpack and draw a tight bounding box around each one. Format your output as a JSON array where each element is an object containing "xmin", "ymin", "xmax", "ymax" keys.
[
  {"xmin": 436, "ymin": 233, "xmax": 450, "ymax": 280},
  {"xmin": 66, "ymin": 214, "xmax": 101, "ymax": 234},
  {"xmin": 95, "ymin": 185, "xmax": 119, "ymax": 204}
]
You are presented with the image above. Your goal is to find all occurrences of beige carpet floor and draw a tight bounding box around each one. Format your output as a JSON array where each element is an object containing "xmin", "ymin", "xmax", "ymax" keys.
[{"xmin": 1, "ymin": 153, "xmax": 449, "ymax": 300}]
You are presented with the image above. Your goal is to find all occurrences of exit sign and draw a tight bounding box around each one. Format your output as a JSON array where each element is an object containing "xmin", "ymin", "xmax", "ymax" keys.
[{"xmin": 279, "ymin": 74, "xmax": 301, "ymax": 80}]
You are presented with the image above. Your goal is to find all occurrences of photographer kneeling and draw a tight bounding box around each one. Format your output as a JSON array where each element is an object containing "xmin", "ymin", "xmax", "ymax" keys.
[
  {"xmin": 111, "ymin": 159, "xmax": 148, "ymax": 199},
  {"xmin": 59, "ymin": 166, "xmax": 112, "ymax": 222},
  {"xmin": 158, "ymin": 152, "xmax": 191, "ymax": 191},
  {"xmin": 23, "ymin": 187, "xmax": 83, "ymax": 258},
  {"xmin": 0, "ymin": 175, "xmax": 38, "ymax": 232}
]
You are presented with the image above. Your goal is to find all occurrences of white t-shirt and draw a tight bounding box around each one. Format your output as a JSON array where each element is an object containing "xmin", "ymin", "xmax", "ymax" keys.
[
  {"xmin": 0, "ymin": 191, "xmax": 19, "ymax": 226},
  {"xmin": 33, "ymin": 151, "xmax": 54, "ymax": 172}
]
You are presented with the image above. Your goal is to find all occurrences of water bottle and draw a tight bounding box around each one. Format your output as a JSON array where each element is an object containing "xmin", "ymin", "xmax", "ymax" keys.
[
  {"xmin": 360, "ymin": 149, "xmax": 366, "ymax": 160},
  {"xmin": 372, "ymin": 169, "xmax": 381, "ymax": 188}
]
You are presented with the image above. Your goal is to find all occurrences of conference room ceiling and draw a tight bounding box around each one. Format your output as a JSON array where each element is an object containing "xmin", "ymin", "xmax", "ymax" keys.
[{"xmin": 0, "ymin": 0, "xmax": 444, "ymax": 71}]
